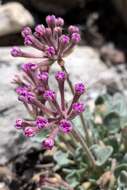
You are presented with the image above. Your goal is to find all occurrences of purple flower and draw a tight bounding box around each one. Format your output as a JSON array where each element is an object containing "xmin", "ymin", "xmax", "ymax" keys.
[
  {"xmin": 24, "ymin": 127, "xmax": 36, "ymax": 137},
  {"xmin": 15, "ymin": 119, "xmax": 23, "ymax": 129},
  {"xmin": 59, "ymin": 119, "xmax": 73, "ymax": 133},
  {"xmin": 18, "ymin": 90, "xmax": 36, "ymax": 104},
  {"xmin": 59, "ymin": 35, "xmax": 70, "ymax": 45},
  {"xmin": 35, "ymin": 24, "xmax": 45, "ymax": 37},
  {"xmin": 55, "ymin": 71, "xmax": 67, "ymax": 82},
  {"xmin": 11, "ymin": 46, "xmax": 22, "ymax": 57},
  {"xmin": 37, "ymin": 72, "xmax": 49, "ymax": 82},
  {"xmin": 21, "ymin": 63, "xmax": 37, "ymax": 72},
  {"xmin": 46, "ymin": 46, "xmax": 56, "ymax": 58},
  {"xmin": 71, "ymin": 33, "xmax": 81, "ymax": 43},
  {"xmin": 72, "ymin": 102, "xmax": 85, "ymax": 114},
  {"xmin": 21, "ymin": 27, "xmax": 32, "ymax": 38},
  {"xmin": 36, "ymin": 116, "xmax": 48, "ymax": 129},
  {"xmin": 68, "ymin": 25, "xmax": 79, "ymax": 34},
  {"xmin": 74, "ymin": 82, "xmax": 85, "ymax": 95},
  {"xmin": 43, "ymin": 90, "xmax": 56, "ymax": 102},
  {"xmin": 55, "ymin": 17, "xmax": 64, "ymax": 26},
  {"xmin": 24, "ymin": 35, "xmax": 33, "ymax": 46},
  {"xmin": 42, "ymin": 138, "xmax": 54, "ymax": 150},
  {"xmin": 46, "ymin": 15, "xmax": 56, "ymax": 27}
]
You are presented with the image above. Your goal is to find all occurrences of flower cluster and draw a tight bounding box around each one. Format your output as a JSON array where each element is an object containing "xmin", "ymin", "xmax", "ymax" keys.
[
  {"xmin": 11, "ymin": 15, "xmax": 81, "ymax": 68},
  {"xmin": 12, "ymin": 15, "xmax": 85, "ymax": 150},
  {"xmin": 14, "ymin": 68, "xmax": 85, "ymax": 149}
]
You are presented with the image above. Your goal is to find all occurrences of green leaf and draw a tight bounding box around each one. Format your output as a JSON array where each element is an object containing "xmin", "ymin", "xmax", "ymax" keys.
[
  {"xmin": 91, "ymin": 144, "xmax": 113, "ymax": 166},
  {"xmin": 54, "ymin": 150, "xmax": 70, "ymax": 167},
  {"xmin": 115, "ymin": 164, "xmax": 127, "ymax": 178},
  {"xmin": 103, "ymin": 112, "xmax": 121, "ymax": 134},
  {"xmin": 31, "ymin": 129, "xmax": 49, "ymax": 143},
  {"xmin": 117, "ymin": 171, "xmax": 127, "ymax": 189}
]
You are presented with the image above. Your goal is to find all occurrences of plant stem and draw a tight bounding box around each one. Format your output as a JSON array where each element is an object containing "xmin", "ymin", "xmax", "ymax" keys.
[
  {"xmin": 60, "ymin": 64, "xmax": 90, "ymax": 144},
  {"xmin": 72, "ymin": 127, "xmax": 96, "ymax": 168}
]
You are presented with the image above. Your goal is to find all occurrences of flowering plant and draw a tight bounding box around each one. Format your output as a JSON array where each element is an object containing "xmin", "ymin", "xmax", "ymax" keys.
[{"xmin": 11, "ymin": 15, "xmax": 127, "ymax": 190}]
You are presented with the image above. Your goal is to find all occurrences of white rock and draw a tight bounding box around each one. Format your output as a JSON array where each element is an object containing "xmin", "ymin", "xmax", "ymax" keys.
[{"xmin": 0, "ymin": 2, "xmax": 34, "ymax": 36}]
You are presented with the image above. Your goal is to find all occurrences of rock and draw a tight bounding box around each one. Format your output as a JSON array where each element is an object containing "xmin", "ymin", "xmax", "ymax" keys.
[
  {"xmin": 0, "ymin": 46, "xmax": 120, "ymax": 164},
  {"xmin": 0, "ymin": 2, "xmax": 34, "ymax": 37}
]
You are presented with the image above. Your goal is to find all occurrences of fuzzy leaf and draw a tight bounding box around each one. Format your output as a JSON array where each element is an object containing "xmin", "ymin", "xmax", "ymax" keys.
[
  {"xmin": 103, "ymin": 112, "xmax": 121, "ymax": 134},
  {"xmin": 91, "ymin": 144, "xmax": 113, "ymax": 166},
  {"xmin": 54, "ymin": 150, "xmax": 70, "ymax": 167}
]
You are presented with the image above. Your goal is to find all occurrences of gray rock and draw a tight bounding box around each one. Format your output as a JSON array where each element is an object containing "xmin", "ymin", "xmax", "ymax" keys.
[{"xmin": 0, "ymin": 2, "xmax": 34, "ymax": 36}]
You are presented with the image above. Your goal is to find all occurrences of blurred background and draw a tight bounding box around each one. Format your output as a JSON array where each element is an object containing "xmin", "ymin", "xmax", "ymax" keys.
[{"xmin": 0, "ymin": 0, "xmax": 127, "ymax": 190}]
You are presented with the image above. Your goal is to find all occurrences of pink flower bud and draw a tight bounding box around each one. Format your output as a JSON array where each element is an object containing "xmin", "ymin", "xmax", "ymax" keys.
[
  {"xmin": 11, "ymin": 46, "xmax": 22, "ymax": 57},
  {"xmin": 37, "ymin": 71, "xmax": 49, "ymax": 82},
  {"xmin": 46, "ymin": 46, "xmax": 56, "ymax": 58},
  {"xmin": 68, "ymin": 25, "xmax": 79, "ymax": 34},
  {"xmin": 24, "ymin": 35, "xmax": 34, "ymax": 46},
  {"xmin": 21, "ymin": 27, "xmax": 32, "ymax": 38},
  {"xmin": 15, "ymin": 119, "xmax": 23, "ymax": 129},
  {"xmin": 71, "ymin": 33, "xmax": 81, "ymax": 43},
  {"xmin": 43, "ymin": 90, "xmax": 56, "ymax": 101},
  {"xmin": 74, "ymin": 83, "xmax": 85, "ymax": 95},
  {"xmin": 24, "ymin": 127, "xmax": 36, "ymax": 137},
  {"xmin": 35, "ymin": 24, "xmax": 45, "ymax": 37},
  {"xmin": 36, "ymin": 116, "xmax": 48, "ymax": 129},
  {"xmin": 18, "ymin": 90, "xmax": 36, "ymax": 104},
  {"xmin": 21, "ymin": 63, "xmax": 37, "ymax": 72},
  {"xmin": 59, "ymin": 119, "xmax": 73, "ymax": 133},
  {"xmin": 55, "ymin": 71, "xmax": 67, "ymax": 82},
  {"xmin": 54, "ymin": 27, "xmax": 62, "ymax": 36},
  {"xmin": 72, "ymin": 102, "xmax": 85, "ymax": 114},
  {"xmin": 55, "ymin": 17, "xmax": 64, "ymax": 26},
  {"xmin": 46, "ymin": 15, "xmax": 56, "ymax": 27},
  {"xmin": 42, "ymin": 138, "xmax": 54, "ymax": 150},
  {"xmin": 59, "ymin": 35, "xmax": 70, "ymax": 45}
]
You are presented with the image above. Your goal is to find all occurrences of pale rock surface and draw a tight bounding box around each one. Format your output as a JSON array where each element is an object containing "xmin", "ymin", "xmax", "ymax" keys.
[{"xmin": 0, "ymin": 2, "xmax": 34, "ymax": 36}]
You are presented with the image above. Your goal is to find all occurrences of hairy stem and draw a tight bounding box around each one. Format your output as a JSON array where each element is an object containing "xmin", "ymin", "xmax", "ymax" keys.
[{"xmin": 72, "ymin": 127, "xmax": 96, "ymax": 168}]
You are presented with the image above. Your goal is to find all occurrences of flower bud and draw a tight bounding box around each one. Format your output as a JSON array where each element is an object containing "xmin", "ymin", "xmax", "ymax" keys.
[
  {"xmin": 46, "ymin": 46, "xmax": 56, "ymax": 58},
  {"xmin": 15, "ymin": 119, "xmax": 23, "ymax": 129},
  {"xmin": 72, "ymin": 102, "xmax": 85, "ymax": 114},
  {"xmin": 54, "ymin": 27, "xmax": 62, "ymax": 36},
  {"xmin": 24, "ymin": 35, "xmax": 34, "ymax": 46},
  {"xmin": 18, "ymin": 90, "xmax": 36, "ymax": 104},
  {"xmin": 68, "ymin": 25, "xmax": 79, "ymax": 34},
  {"xmin": 43, "ymin": 90, "xmax": 56, "ymax": 102},
  {"xmin": 74, "ymin": 83, "xmax": 85, "ymax": 95},
  {"xmin": 24, "ymin": 127, "xmax": 36, "ymax": 137},
  {"xmin": 21, "ymin": 27, "xmax": 32, "ymax": 38},
  {"xmin": 36, "ymin": 116, "xmax": 48, "ymax": 129},
  {"xmin": 71, "ymin": 33, "xmax": 81, "ymax": 44},
  {"xmin": 11, "ymin": 46, "xmax": 22, "ymax": 57},
  {"xmin": 59, "ymin": 119, "xmax": 73, "ymax": 133},
  {"xmin": 42, "ymin": 138, "xmax": 54, "ymax": 150},
  {"xmin": 55, "ymin": 71, "xmax": 67, "ymax": 82},
  {"xmin": 35, "ymin": 24, "xmax": 45, "ymax": 37},
  {"xmin": 37, "ymin": 71, "xmax": 49, "ymax": 82},
  {"xmin": 59, "ymin": 35, "xmax": 70, "ymax": 45},
  {"xmin": 55, "ymin": 17, "xmax": 64, "ymax": 26},
  {"xmin": 21, "ymin": 63, "xmax": 37, "ymax": 72},
  {"xmin": 46, "ymin": 15, "xmax": 56, "ymax": 27}
]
